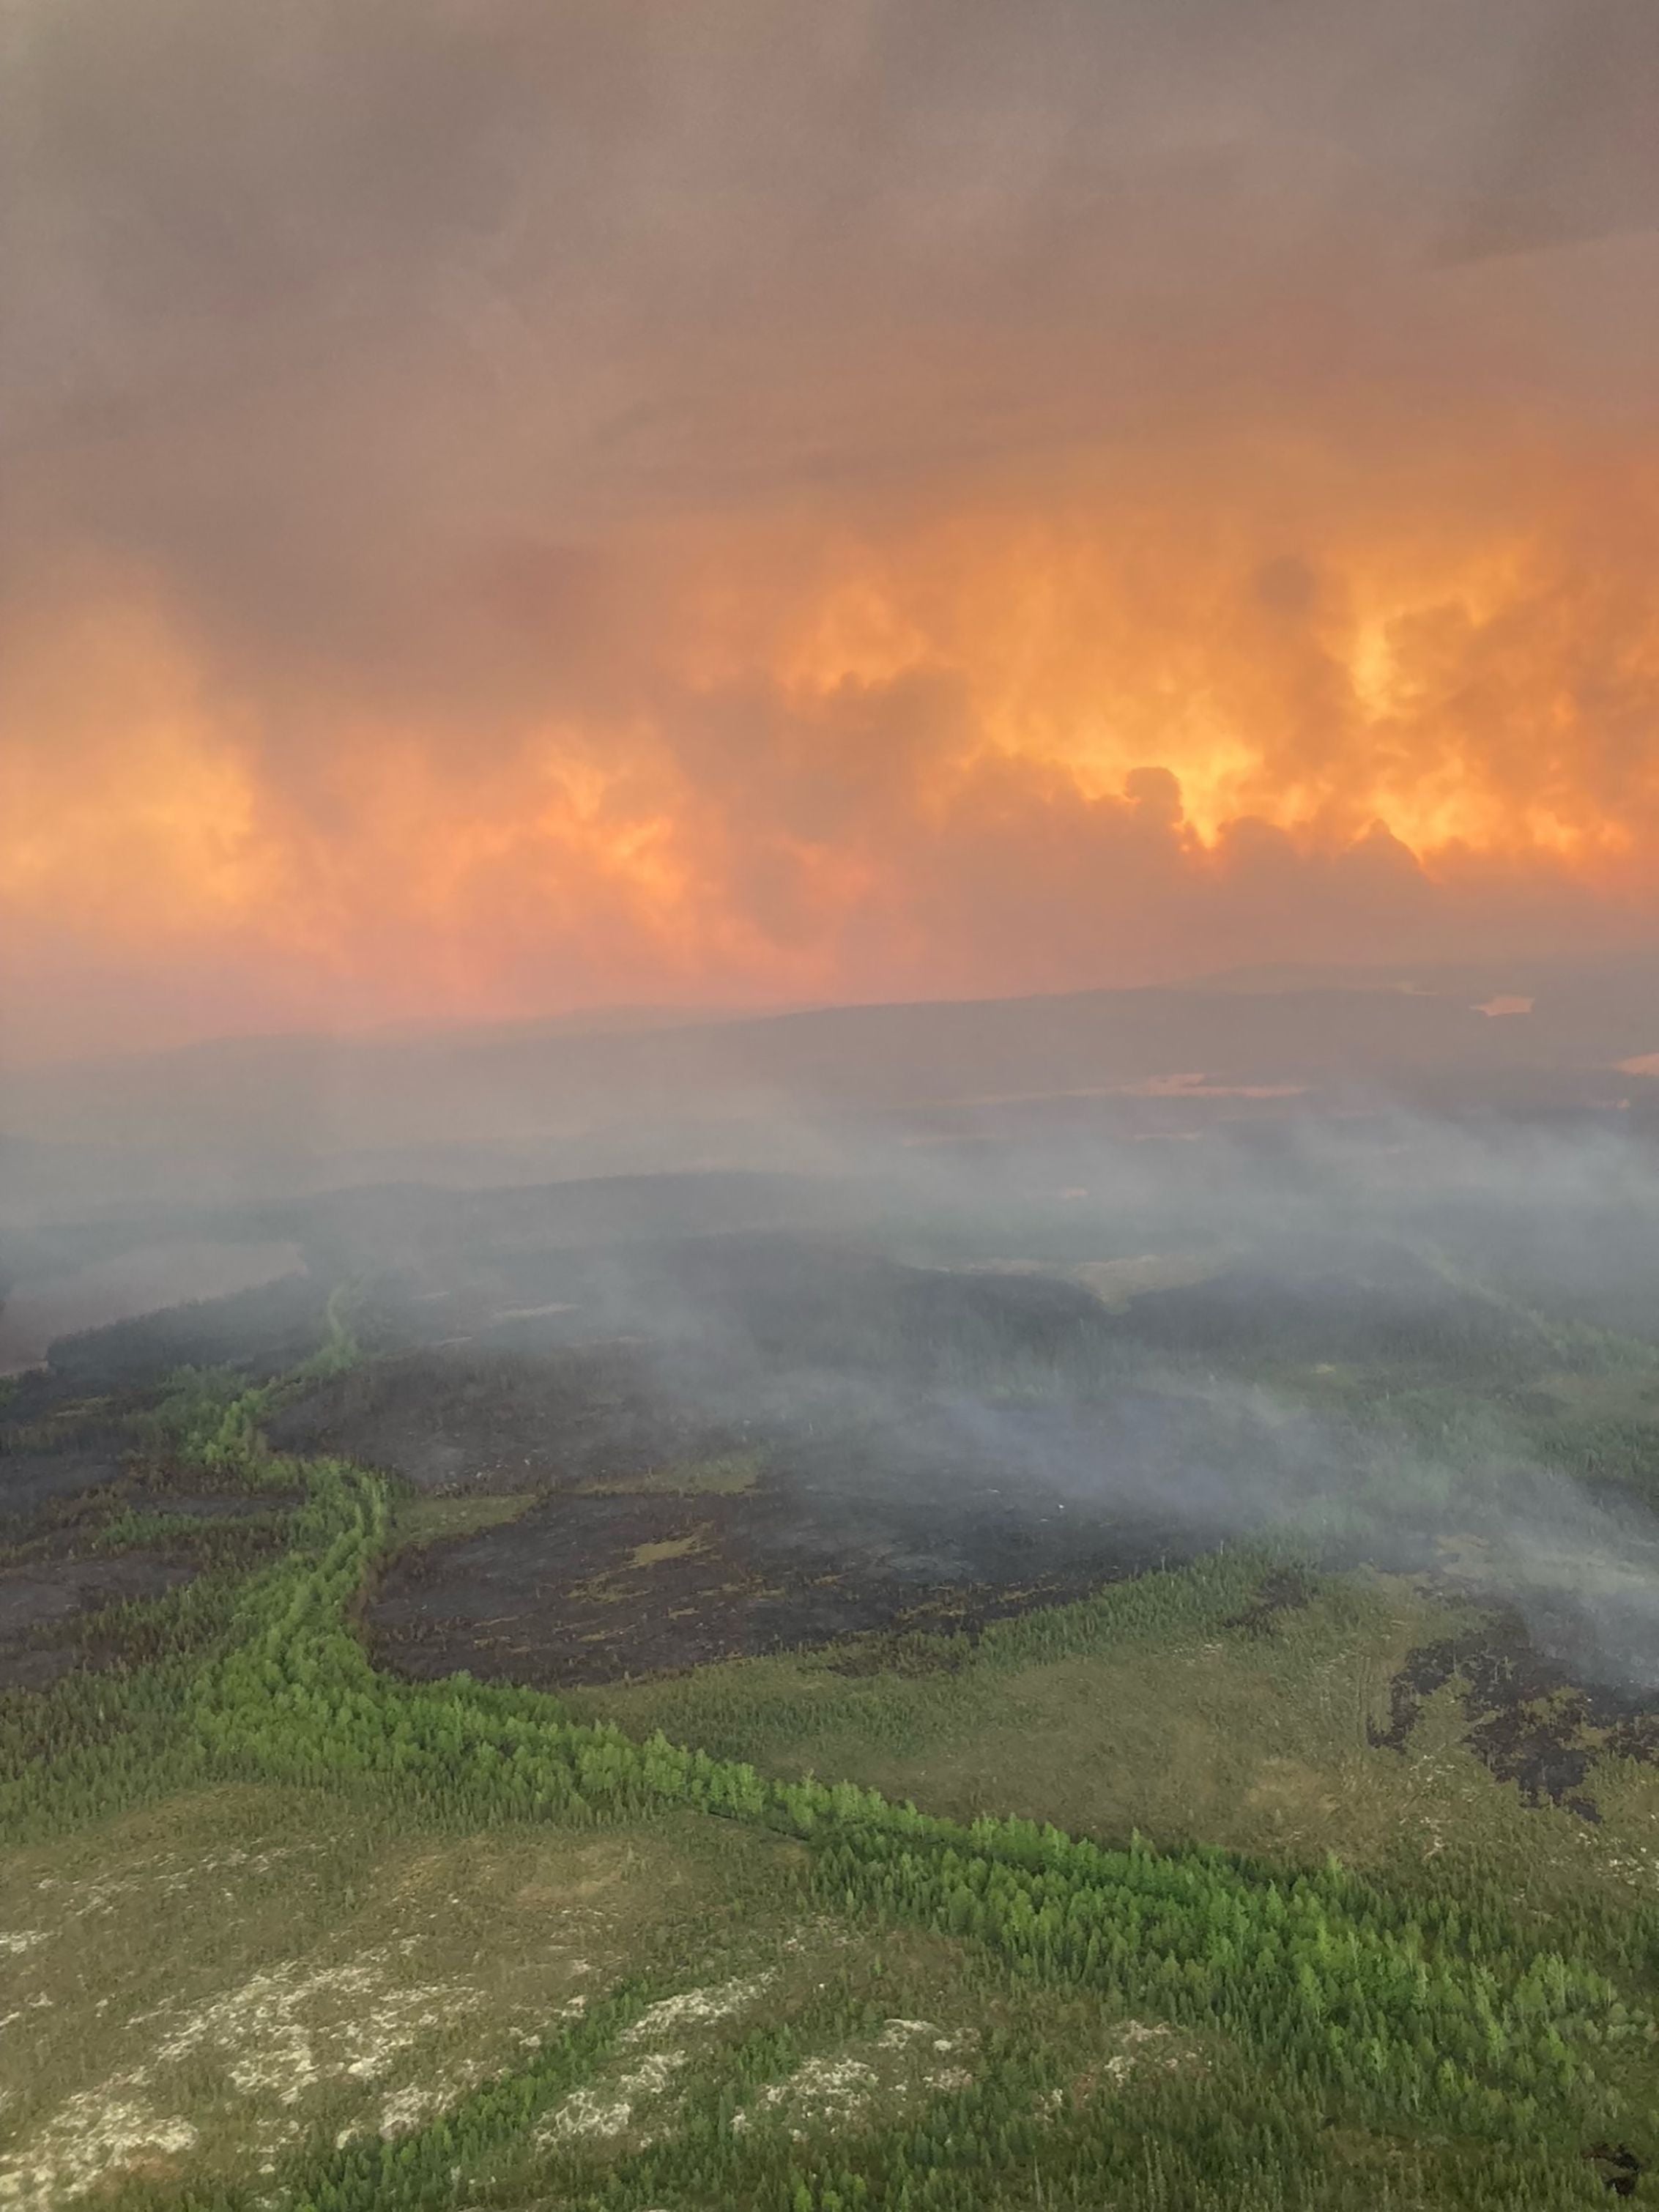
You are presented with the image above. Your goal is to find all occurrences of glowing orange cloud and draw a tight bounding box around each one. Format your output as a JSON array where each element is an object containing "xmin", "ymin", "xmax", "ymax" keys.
[
  {"xmin": 7, "ymin": 433, "xmax": 1659, "ymax": 1063},
  {"xmin": 726, "ymin": 440, "xmax": 1659, "ymax": 868},
  {"xmin": 11, "ymin": 0, "xmax": 1659, "ymax": 1065}
]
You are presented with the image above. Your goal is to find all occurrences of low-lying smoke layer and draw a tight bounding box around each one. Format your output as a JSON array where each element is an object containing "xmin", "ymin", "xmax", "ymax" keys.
[{"xmin": 14, "ymin": 1105, "xmax": 1659, "ymax": 1696}]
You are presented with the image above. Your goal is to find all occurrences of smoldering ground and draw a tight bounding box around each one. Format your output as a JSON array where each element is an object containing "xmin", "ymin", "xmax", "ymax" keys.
[{"xmin": 14, "ymin": 1098, "xmax": 1659, "ymax": 1732}]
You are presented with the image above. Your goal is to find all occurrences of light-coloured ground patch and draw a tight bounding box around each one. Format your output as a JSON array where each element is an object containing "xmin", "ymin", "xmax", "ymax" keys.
[
  {"xmin": 0, "ymin": 1945, "xmax": 495, "ymax": 2203},
  {"xmin": 0, "ymin": 2092, "xmax": 198, "ymax": 2212},
  {"xmin": 150, "ymin": 1948, "xmax": 486, "ymax": 2100},
  {"xmin": 620, "ymin": 1972, "xmax": 776, "ymax": 2044},
  {"xmin": 1028, "ymin": 2019, "xmax": 1206, "ymax": 2123},
  {"xmin": 935, "ymin": 1252, "xmax": 1224, "ymax": 1313},
  {"xmin": 535, "ymin": 1972, "xmax": 781, "ymax": 2156},
  {"xmin": 732, "ymin": 2016, "xmax": 978, "ymax": 2140},
  {"xmin": 1099, "ymin": 2017, "xmax": 1200, "ymax": 2085},
  {"xmin": 578, "ymin": 1452, "xmax": 763, "ymax": 1499},
  {"xmin": 0, "ymin": 1788, "xmax": 761, "ymax": 2204},
  {"xmin": 31, "ymin": 1842, "xmax": 324, "ymax": 1923},
  {"xmin": 539, "ymin": 2051, "xmax": 691, "ymax": 2145}
]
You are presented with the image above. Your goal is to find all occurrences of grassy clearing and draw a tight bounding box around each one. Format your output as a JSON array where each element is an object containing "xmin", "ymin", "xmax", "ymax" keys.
[
  {"xmin": 577, "ymin": 1450, "xmax": 765, "ymax": 1498},
  {"xmin": 385, "ymin": 1491, "xmax": 539, "ymax": 1554},
  {"xmin": 1067, "ymin": 1250, "xmax": 1227, "ymax": 1309},
  {"xmin": 575, "ymin": 1557, "xmax": 1659, "ymax": 1924},
  {"xmin": 628, "ymin": 1531, "xmax": 710, "ymax": 1568}
]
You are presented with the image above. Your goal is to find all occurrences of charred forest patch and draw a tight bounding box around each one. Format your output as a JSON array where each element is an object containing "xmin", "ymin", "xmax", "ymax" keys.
[
  {"xmin": 324, "ymin": 1266, "xmax": 1384, "ymax": 1690},
  {"xmin": 0, "ymin": 1548, "xmax": 199, "ymax": 1689},
  {"xmin": 361, "ymin": 1403, "xmax": 1214, "ymax": 1690},
  {"xmin": 1586, "ymin": 2144, "xmax": 1644, "ymax": 2197},
  {"xmin": 0, "ymin": 1447, "xmax": 130, "ymax": 1524},
  {"xmin": 361, "ymin": 1474, "xmax": 1198, "ymax": 1688},
  {"xmin": 267, "ymin": 1342, "xmax": 743, "ymax": 1492},
  {"xmin": 1370, "ymin": 1615, "xmax": 1659, "ymax": 1821},
  {"xmin": 1112, "ymin": 1244, "xmax": 1555, "ymax": 1380},
  {"xmin": 1223, "ymin": 1564, "xmax": 1317, "ymax": 1636},
  {"xmin": 41, "ymin": 1271, "xmax": 335, "ymax": 1390},
  {"xmin": 1, "ymin": 1383, "xmax": 143, "ymax": 1525},
  {"xmin": 347, "ymin": 1321, "xmax": 1248, "ymax": 1689}
]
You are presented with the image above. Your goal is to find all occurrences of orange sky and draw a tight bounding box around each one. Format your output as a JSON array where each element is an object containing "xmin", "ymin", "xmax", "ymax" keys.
[{"xmin": 6, "ymin": 1, "xmax": 1659, "ymax": 1062}]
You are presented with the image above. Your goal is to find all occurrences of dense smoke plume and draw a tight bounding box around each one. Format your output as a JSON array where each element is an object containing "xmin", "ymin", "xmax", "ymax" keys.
[
  {"xmin": 15, "ymin": 1059, "xmax": 1659, "ymax": 1690},
  {"xmin": 6, "ymin": 1, "xmax": 1659, "ymax": 1058}
]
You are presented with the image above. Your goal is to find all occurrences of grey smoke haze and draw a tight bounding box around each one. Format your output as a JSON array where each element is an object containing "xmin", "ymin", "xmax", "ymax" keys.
[
  {"xmin": 0, "ymin": 1236, "xmax": 305, "ymax": 1376},
  {"xmin": 10, "ymin": 0, "xmax": 1658, "ymax": 675},
  {"xmin": 20, "ymin": 1060, "xmax": 1659, "ymax": 1679},
  {"xmin": 10, "ymin": 950, "xmax": 1659, "ymax": 1179}
]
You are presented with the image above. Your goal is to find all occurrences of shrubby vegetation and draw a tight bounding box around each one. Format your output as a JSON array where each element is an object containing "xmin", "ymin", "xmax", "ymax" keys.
[{"xmin": 5, "ymin": 1334, "xmax": 1658, "ymax": 2211}]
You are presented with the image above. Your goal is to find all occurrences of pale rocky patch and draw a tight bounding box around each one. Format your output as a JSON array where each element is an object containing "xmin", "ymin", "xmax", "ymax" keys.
[
  {"xmin": 1, "ymin": 1942, "xmax": 500, "ymax": 2200},
  {"xmin": 0, "ymin": 2087, "xmax": 196, "ymax": 2211},
  {"xmin": 538, "ymin": 2051, "xmax": 689, "ymax": 2146},
  {"xmin": 1062, "ymin": 2018, "xmax": 1206, "ymax": 2106},
  {"xmin": 620, "ymin": 1973, "xmax": 775, "ymax": 2044},
  {"xmin": 533, "ymin": 1969, "xmax": 779, "ymax": 2156},
  {"xmin": 30, "ymin": 1844, "xmax": 322, "ymax": 1928},
  {"xmin": 780, "ymin": 1915, "xmax": 856, "ymax": 1954},
  {"xmin": 733, "ymin": 2017, "xmax": 978, "ymax": 2140},
  {"xmin": 151, "ymin": 1948, "xmax": 486, "ymax": 2102},
  {"xmin": 752, "ymin": 2052, "xmax": 879, "ymax": 2128}
]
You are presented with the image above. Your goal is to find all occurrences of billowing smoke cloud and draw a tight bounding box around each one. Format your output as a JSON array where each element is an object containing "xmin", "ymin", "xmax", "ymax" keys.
[{"xmin": 5, "ymin": 0, "xmax": 1659, "ymax": 1058}]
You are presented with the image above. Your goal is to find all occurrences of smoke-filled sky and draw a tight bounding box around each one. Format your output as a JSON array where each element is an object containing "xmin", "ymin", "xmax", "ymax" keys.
[{"xmin": 6, "ymin": 0, "xmax": 1659, "ymax": 1061}]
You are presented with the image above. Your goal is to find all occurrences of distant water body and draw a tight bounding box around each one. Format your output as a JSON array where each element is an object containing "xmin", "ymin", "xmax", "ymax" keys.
[{"xmin": 0, "ymin": 1239, "xmax": 306, "ymax": 1376}]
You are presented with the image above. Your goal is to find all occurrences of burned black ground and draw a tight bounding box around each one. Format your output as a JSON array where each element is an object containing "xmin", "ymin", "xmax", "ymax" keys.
[
  {"xmin": 1370, "ymin": 1614, "xmax": 1659, "ymax": 1820},
  {"xmin": 354, "ymin": 1343, "xmax": 1226, "ymax": 1685},
  {"xmin": 0, "ymin": 1549, "xmax": 198, "ymax": 1688},
  {"xmin": 18, "ymin": 1191, "xmax": 1659, "ymax": 1811}
]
